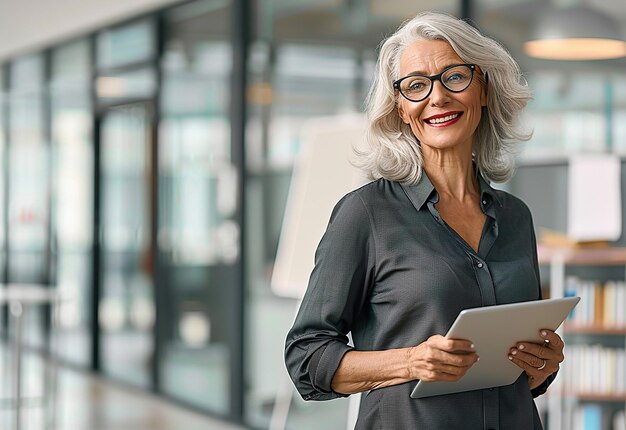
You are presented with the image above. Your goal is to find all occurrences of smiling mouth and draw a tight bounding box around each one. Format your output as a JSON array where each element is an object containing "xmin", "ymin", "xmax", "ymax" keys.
[{"xmin": 425, "ymin": 112, "xmax": 462, "ymax": 125}]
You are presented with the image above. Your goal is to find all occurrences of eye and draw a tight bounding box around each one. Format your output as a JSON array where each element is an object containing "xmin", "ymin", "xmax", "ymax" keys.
[
  {"xmin": 402, "ymin": 78, "xmax": 429, "ymax": 93},
  {"xmin": 446, "ymin": 73, "xmax": 464, "ymax": 82},
  {"xmin": 408, "ymin": 81, "xmax": 426, "ymax": 91},
  {"xmin": 442, "ymin": 66, "xmax": 472, "ymax": 86}
]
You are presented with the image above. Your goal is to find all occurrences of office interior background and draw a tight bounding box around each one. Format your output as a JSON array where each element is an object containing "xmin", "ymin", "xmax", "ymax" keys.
[{"xmin": 0, "ymin": 0, "xmax": 626, "ymax": 429}]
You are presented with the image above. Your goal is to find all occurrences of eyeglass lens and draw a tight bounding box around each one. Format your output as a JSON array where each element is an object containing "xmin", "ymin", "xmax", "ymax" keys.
[{"xmin": 399, "ymin": 65, "xmax": 473, "ymax": 102}]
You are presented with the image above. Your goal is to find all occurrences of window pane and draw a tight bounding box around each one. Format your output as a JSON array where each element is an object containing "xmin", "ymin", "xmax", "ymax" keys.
[
  {"xmin": 523, "ymin": 72, "xmax": 607, "ymax": 157},
  {"xmin": 100, "ymin": 103, "xmax": 155, "ymax": 388},
  {"xmin": 159, "ymin": 0, "xmax": 235, "ymax": 415},
  {"xmin": 8, "ymin": 54, "xmax": 48, "ymax": 350},
  {"xmin": 610, "ymin": 75, "xmax": 626, "ymax": 154},
  {"xmin": 50, "ymin": 39, "xmax": 94, "ymax": 367},
  {"xmin": 8, "ymin": 55, "xmax": 47, "ymax": 277},
  {"xmin": 97, "ymin": 19, "xmax": 156, "ymax": 69}
]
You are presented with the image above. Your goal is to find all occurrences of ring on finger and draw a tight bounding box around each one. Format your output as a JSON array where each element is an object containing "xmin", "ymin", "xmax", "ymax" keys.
[{"xmin": 536, "ymin": 359, "xmax": 546, "ymax": 371}]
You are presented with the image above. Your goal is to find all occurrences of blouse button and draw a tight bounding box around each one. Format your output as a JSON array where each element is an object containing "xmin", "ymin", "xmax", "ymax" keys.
[{"xmin": 477, "ymin": 262, "xmax": 484, "ymax": 268}]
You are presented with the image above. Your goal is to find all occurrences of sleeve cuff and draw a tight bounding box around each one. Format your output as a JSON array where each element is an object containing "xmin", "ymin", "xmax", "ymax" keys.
[
  {"xmin": 531, "ymin": 371, "xmax": 557, "ymax": 398},
  {"xmin": 310, "ymin": 342, "xmax": 353, "ymax": 398}
]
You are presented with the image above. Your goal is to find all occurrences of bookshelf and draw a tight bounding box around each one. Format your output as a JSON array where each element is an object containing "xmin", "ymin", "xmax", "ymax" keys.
[
  {"xmin": 564, "ymin": 326, "xmax": 626, "ymax": 335},
  {"xmin": 569, "ymin": 393, "xmax": 626, "ymax": 402},
  {"xmin": 538, "ymin": 245, "xmax": 626, "ymax": 430},
  {"xmin": 537, "ymin": 245, "xmax": 626, "ymax": 266}
]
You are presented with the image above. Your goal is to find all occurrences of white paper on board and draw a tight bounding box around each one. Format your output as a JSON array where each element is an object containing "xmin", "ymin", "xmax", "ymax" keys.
[{"xmin": 567, "ymin": 155, "xmax": 622, "ymax": 242}]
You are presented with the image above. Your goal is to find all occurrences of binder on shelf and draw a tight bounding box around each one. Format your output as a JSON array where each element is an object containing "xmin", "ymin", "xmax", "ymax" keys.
[
  {"xmin": 564, "ymin": 277, "xmax": 626, "ymax": 329},
  {"xmin": 582, "ymin": 404, "xmax": 602, "ymax": 430}
]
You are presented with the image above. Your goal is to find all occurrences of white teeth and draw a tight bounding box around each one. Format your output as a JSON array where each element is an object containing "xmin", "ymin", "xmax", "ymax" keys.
[{"xmin": 428, "ymin": 113, "xmax": 460, "ymax": 124}]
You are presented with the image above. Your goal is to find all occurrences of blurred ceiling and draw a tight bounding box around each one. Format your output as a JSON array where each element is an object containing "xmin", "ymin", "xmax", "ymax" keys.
[
  {"xmin": 476, "ymin": 0, "xmax": 626, "ymax": 72},
  {"xmin": 2, "ymin": 0, "xmax": 626, "ymax": 72},
  {"xmin": 0, "ymin": 0, "xmax": 184, "ymax": 61}
]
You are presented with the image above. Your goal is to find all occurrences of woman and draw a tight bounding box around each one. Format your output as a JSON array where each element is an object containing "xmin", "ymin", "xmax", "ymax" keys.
[{"xmin": 284, "ymin": 11, "xmax": 564, "ymax": 429}]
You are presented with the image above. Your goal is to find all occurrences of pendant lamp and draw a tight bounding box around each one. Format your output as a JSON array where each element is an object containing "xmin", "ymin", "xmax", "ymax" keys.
[{"xmin": 524, "ymin": 4, "xmax": 626, "ymax": 60}]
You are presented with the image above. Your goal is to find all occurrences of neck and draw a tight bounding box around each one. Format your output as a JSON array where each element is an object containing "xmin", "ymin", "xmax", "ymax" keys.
[{"xmin": 422, "ymin": 148, "xmax": 479, "ymax": 202}]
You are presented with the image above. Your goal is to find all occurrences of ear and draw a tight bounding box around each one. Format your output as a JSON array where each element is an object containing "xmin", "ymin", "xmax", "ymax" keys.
[{"xmin": 397, "ymin": 103, "xmax": 410, "ymax": 124}]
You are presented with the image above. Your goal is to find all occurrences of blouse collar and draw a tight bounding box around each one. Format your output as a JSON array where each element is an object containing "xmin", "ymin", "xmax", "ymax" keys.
[{"xmin": 400, "ymin": 169, "xmax": 503, "ymax": 212}]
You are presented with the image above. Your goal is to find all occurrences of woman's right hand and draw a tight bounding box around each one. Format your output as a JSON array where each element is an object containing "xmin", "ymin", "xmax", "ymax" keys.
[{"xmin": 407, "ymin": 335, "xmax": 479, "ymax": 382}]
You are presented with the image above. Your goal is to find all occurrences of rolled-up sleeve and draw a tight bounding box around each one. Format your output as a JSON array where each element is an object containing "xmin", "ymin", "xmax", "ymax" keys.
[{"xmin": 284, "ymin": 192, "xmax": 376, "ymax": 401}]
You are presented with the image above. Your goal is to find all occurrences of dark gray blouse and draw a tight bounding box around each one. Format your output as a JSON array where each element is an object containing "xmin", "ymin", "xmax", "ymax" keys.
[{"xmin": 284, "ymin": 174, "xmax": 555, "ymax": 430}]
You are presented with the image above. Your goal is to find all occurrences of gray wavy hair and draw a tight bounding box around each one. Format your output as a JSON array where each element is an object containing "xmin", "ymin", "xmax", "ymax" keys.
[{"xmin": 357, "ymin": 11, "xmax": 532, "ymax": 185}]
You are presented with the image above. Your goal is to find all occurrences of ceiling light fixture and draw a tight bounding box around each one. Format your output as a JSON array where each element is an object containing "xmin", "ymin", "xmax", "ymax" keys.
[{"xmin": 524, "ymin": 5, "xmax": 626, "ymax": 60}]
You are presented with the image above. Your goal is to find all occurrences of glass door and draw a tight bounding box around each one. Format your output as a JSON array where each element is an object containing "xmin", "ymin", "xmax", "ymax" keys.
[{"xmin": 98, "ymin": 102, "xmax": 155, "ymax": 388}]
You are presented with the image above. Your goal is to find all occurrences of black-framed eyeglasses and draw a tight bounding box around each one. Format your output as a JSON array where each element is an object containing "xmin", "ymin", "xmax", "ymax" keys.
[{"xmin": 393, "ymin": 64, "xmax": 476, "ymax": 103}]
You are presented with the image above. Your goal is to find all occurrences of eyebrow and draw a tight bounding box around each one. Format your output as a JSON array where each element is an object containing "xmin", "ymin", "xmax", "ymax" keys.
[{"xmin": 402, "ymin": 63, "xmax": 462, "ymax": 77}]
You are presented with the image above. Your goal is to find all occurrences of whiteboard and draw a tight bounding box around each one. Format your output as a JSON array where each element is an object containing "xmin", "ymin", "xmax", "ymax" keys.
[{"xmin": 270, "ymin": 115, "xmax": 369, "ymax": 299}]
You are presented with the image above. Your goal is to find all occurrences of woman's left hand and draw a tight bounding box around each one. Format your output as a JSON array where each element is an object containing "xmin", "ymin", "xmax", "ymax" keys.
[{"xmin": 508, "ymin": 329, "xmax": 564, "ymax": 390}]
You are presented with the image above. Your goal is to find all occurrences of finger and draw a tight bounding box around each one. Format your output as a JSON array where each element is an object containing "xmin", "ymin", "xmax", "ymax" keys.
[
  {"xmin": 430, "ymin": 335, "xmax": 475, "ymax": 353},
  {"xmin": 438, "ymin": 350, "xmax": 480, "ymax": 367},
  {"xmin": 514, "ymin": 342, "xmax": 553, "ymax": 360},
  {"xmin": 509, "ymin": 348, "xmax": 546, "ymax": 369},
  {"xmin": 515, "ymin": 341, "xmax": 564, "ymax": 363},
  {"xmin": 416, "ymin": 339, "xmax": 478, "ymax": 370},
  {"xmin": 419, "ymin": 359, "xmax": 478, "ymax": 382},
  {"xmin": 539, "ymin": 329, "xmax": 564, "ymax": 350},
  {"xmin": 421, "ymin": 342, "xmax": 479, "ymax": 367},
  {"xmin": 508, "ymin": 354, "xmax": 543, "ymax": 378},
  {"xmin": 419, "ymin": 367, "xmax": 471, "ymax": 382},
  {"xmin": 430, "ymin": 360, "xmax": 475, "ymax": 376}
]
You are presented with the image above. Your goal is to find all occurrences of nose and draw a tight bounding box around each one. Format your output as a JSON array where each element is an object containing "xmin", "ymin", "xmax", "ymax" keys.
[{"xmin": 428, "ymin": 79, "xmax": 451, "ymax": 106}]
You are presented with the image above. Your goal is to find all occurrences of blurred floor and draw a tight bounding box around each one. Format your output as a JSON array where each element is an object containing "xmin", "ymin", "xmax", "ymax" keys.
[{"xmin": 0, "ymin": 346, "xmax": 247, "ymax": 430}]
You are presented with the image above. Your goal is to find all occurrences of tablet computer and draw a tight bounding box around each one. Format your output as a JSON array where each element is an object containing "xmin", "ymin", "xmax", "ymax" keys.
[{"xmin": 410, "ymin": 296, "xmax": 580, "ymax": 399}]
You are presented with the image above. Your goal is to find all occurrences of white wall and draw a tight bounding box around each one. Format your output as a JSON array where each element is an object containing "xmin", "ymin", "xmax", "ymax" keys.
[{"xmin": 0, "ymin": 0, "xmax": 185, "ymax": 61}]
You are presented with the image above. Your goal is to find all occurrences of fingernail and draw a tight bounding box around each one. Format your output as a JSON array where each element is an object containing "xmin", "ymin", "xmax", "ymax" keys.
[
  {"xmin": 511, "ymin": 349, "xmax": 517, "ymax": 355},
  {"xmin": 476, "ymin": 356, "xmax": 480, "ymax": 362},
  {"xmin": 541, "ymin": 331, "xmax": 547, "ymax": 337},
  {"xmin": 518, "ymin": 344, "xmax": 525, "ymax": 350},
  {"xmin": 508, "ymin": 355, "xmax": 513, "ymax": 360},
  {"xmin": 470, "ymin": 343, "xmax": 475, "ymax": 349}
]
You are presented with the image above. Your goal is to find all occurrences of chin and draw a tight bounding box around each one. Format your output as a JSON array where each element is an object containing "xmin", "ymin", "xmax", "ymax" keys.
[{"xmin": 420, "ymin": 138, "xmax": 466, "ymax": 151}]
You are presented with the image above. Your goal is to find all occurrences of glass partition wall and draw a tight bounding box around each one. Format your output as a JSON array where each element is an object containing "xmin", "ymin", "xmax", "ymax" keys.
[
  {"xmin": 0, "ymin": 2, "xmax": 288, "ymax": 429},
  {"xmin": 95, "ymin": 18, "xmax": 158, "ymax": 389},
  {"xmin": 94, "ymin": 3, "xmax": 243, "ymax": 418},
  {"xmin": 159, "ymin": 0, "xmax": 237, "ymax": 415}
]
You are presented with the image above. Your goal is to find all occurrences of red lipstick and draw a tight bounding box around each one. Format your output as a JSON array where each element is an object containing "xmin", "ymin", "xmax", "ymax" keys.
[{"xmin": 424, "ymin": 111, "xmax": 463, "ymax": 127}]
